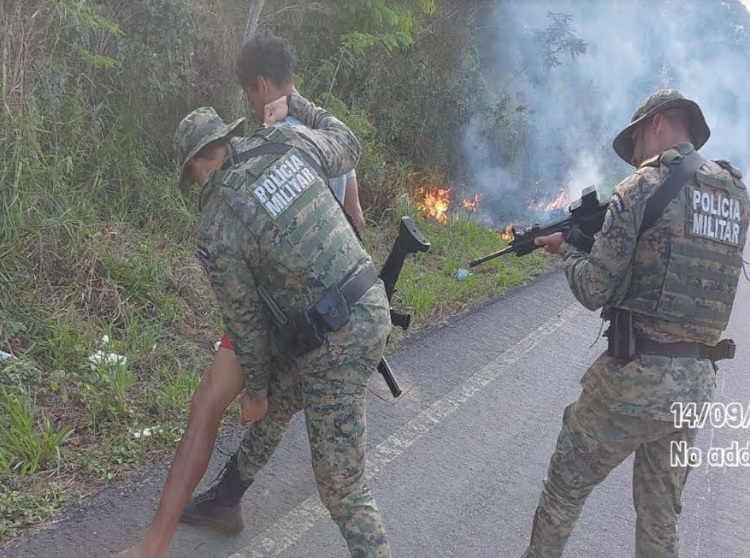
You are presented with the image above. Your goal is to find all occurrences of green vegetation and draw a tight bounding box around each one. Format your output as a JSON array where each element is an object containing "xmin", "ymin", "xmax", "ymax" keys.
[
  {"xmin": 368, "ymin": 210, "xmax": 551, "ymax": 327},
  {"xmin": 0, "ymin": 0, "xmax": 559, "ymax": 542}
]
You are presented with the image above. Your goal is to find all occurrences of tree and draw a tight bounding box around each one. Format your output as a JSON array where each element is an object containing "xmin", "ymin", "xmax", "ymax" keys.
[{"xmin": 244, "ymin": 0, "xmax": 266, "ymax": 43}]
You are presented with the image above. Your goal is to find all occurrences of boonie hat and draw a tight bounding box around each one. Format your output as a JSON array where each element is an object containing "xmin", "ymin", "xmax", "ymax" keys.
[
  {"xmin": 612, "ymin": 89, "xmax": 710, "ymax": 165},
  {"xmin": 173, "ymin": 107, "xmax": 245, "ymax": 192}
]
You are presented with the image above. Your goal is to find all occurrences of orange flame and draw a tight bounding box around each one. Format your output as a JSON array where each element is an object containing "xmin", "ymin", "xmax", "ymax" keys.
[
  {"xmin": 461, "ymin": 194, "xmax": 480, "ymax": 212},
  {"xmin": 529, "ymin": 187, "xmax": 570, "ymax": 212},
  {"xmin": 500, "ymin": 224, "xmax": 514, "ymax": 241},
  {"xmin": 543, "ymin": 187, "xmax": 569, "ymax": 211},
  {"xmin": 415, "ymin": 186, "xmax": 451, "ymax": 223}
]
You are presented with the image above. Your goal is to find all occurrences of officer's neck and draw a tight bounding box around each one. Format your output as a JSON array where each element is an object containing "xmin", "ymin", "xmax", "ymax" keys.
[
  {"xmin": 658, "ymin": 129, "xmax": 692, "ymax": 153},
  {"xmin": 664, "ymin": 141, "xmax": 695, "ymax": 156},
  {"xmin": 193, "ymin": 146, "xmax": 229, "ymax": 186}
]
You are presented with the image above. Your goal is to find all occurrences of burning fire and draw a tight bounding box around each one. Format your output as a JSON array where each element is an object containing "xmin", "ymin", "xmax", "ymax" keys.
[
  {"xmin": 500, "ymin": 224, "xmax": 514, "ymax": 241},
  {"xmin": 414, "ymin": 183, "xmax": 483, "ymax": 223},
  {"xmin": 529, "ymin": 187, "xmax": 570, "ymax": 212},
  {"xmin": 461, "ymin": 194, "xmax": 480, "ymax": 212},
  {"xmin": 543, "ymin": 187, "xmax": 569, "ymax": 211},
  {"xmin": 414, "ymin": 186, "xmax": 451, "ymax": 223},
  {"xmin": 493, "ymin": 186, "xmax": 568, "ymax": 246}
]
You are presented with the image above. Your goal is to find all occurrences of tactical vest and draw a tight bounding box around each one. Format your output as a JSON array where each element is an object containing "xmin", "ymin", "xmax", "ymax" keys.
[
  {"xmin": 615, "ymin": 152, "xmax": 749, "ymax": 334},
  {"xmin": 210, "ymin": 127, "xmax": 370, "ymax": 325}
]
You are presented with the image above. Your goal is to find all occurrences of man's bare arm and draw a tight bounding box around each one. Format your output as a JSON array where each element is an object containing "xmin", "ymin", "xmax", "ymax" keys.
[
  {"xmin": 112, "ymin": 349, "xmax": 245, "ymax": 558},
  {"xmin": 343, "ymin": 175, "xmax": 366, "ymax": 235}
]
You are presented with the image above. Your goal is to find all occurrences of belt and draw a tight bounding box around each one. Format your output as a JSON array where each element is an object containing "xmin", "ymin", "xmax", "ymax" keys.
[
  {"xmin": 306, "ymin": 260, "xmax": 378, "ymax": 332},
  {"xmin": 337, "ymin": 262, "xmax": 379, "ymax": 307},
  {"xmin": 635, "ymin": 338, "xmax": 736, "ymax": 362},
  {"xmin": 280, "ymin": 262, "xmax": 378, "ymax": 357}
]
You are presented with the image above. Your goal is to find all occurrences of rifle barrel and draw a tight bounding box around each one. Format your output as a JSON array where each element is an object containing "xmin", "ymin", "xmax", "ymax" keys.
[{"xmin": 468, "ymin": 245, "xmax": 514, "ymax": 267}]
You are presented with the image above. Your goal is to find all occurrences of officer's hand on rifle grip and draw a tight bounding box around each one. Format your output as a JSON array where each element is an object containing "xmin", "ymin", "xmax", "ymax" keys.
[{"xmin": 533, "ymin": 232, "xmax": 564, "ymax": 254}]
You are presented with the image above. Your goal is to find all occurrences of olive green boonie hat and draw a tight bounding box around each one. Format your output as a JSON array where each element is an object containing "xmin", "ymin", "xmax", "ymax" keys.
[
  {"xmin": 173, "ymin": 107, "xmax": 245, "ymax": 193},
  {"xmin": 612, "ymin": 89, "xmax": 711, "ymax": 166}
]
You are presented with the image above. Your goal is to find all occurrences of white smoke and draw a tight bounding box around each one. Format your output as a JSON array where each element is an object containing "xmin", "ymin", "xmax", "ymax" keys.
[
  {"xmin": 565, "ymin": 152, "xmax": 603, "ymax": 202},
  {"xmin": 463, "ymin": 0, "xmax": 750, "ymax": 222}
]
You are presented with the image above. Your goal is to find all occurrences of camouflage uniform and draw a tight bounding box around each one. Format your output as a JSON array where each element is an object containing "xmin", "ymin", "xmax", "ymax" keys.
[
  {"xmin": 523, "ymin": 90, "xmax": 750, "ymax": 558},
  {"xmin": 174, "ymin": 95, "xmax": 393, "ymax": 558}
]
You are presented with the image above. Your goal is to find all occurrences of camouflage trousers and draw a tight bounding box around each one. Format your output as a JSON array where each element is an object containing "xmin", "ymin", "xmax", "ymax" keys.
[
  {"xmin": 235, "ymin": 284, "xmax": 392, "ymax": 558},
  {"xmin": 522, "ymin": 388, "xmax": 696, "ymax": 558}
]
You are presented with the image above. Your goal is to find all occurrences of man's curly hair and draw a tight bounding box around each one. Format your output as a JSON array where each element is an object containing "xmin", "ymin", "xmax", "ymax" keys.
[{"xmin": 236, "ymin": 31, "xmax": 296, "ymax": 89}]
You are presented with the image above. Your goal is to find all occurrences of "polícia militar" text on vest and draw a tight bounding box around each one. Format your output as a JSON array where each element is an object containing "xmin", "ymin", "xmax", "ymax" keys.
[
  {"xmin": 691, "ymin": 188, "xmax": 742, "ymax": 246},
  {"xmin": 253, "ymin": 154, "xmax": 318, "ymax": 218}
]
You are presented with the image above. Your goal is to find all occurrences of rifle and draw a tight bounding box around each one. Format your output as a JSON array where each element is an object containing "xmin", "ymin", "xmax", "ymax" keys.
[
  {"xmin": 376, "ymin": 217, "xmax": 431, "ymax": 397},
  {"xmin": 468, "ymin": 186, "xmax": 607, "ymax": 267}
]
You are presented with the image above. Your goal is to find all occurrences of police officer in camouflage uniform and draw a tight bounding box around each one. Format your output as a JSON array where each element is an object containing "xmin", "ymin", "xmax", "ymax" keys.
[
  {"xmin": 213, "ymin": 32, "xmax": 368, "ymax": 430},
  {"xmin": 527, "ymin": 89, "xmax": 750, "ymax": 558},
  {"xmin": 112, "ymin": 93, "xmax": 393, "ymax": 558}
]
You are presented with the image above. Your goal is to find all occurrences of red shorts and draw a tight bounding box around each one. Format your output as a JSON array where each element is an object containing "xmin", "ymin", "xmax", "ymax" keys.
[{"xmin": 218, "ymin": 332, "xmax": 234, "ymax": 350}]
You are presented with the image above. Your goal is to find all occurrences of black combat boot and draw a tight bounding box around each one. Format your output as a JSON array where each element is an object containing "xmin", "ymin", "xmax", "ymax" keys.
[{"xmin": 180, "ymin": 454, "xmax": 253, "ymax": 535}]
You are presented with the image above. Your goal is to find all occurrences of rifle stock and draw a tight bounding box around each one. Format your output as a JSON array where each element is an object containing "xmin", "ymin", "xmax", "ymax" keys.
[{"xmin": 469, "ymin": 186, "xmax": 608, "ymax": 267}]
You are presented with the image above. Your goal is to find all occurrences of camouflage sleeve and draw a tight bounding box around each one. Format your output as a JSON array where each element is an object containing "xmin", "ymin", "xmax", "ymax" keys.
[
  {"xmin": 198, "ymin": 194, "xmax": 272, "ymax": 401},
  {"xmin": 287, "ymin": 93, "xmax": 362, "ymax": 177},
  {"xmin": 559, "ymin": 171, "xmax": 650, "ymax": 311}
]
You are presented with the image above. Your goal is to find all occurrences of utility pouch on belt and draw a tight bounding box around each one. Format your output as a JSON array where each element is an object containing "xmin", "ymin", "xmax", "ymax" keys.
[
  {"xmin": 714, "ymin": 339, "xmax": 737, "ymax": 361},
  {"xmin": 604, "ymin": 311, "xmax": 737, "ymax": 364},
  {"xmin": 314, "ymin": 285, "xmax": 350, "ymax": 331},
  {"xmin": 287, "ymin": 311, "xmax": 327, "ymax": 356},
  {"xmin": 283, "ymin": 262, "xmax": 378, "ymax": 357},
  {"xmin": 605, "ymin": 308, "xmax": 636, "ymax": 363}
]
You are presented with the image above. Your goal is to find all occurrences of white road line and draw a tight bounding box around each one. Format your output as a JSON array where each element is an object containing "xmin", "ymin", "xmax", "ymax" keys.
[
  {"xmin": 692, "ymin": 363, "xmax": 727, "ymax": 557},
  {"xmin": 228, "ymin": 303, "xmax": 581, "ymax": 558}
]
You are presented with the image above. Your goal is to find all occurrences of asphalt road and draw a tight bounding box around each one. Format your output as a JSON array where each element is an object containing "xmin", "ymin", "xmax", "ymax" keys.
[{"xmin": 4, "ymin": 249, "xmax": 750, "ymax": 558}]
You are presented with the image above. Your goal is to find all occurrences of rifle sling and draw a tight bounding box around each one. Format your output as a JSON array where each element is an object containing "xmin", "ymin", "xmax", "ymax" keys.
[
  {"xmin": 222, "ymin": 142, "xmax": 325, "ymax": 177},
  {"xmin": 637, "ymin": 149, "xmax": 705, "ymax": 240},
  {"xmin": 611, "ymin": 150, "xmax": 706, "ymax": 315}
]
